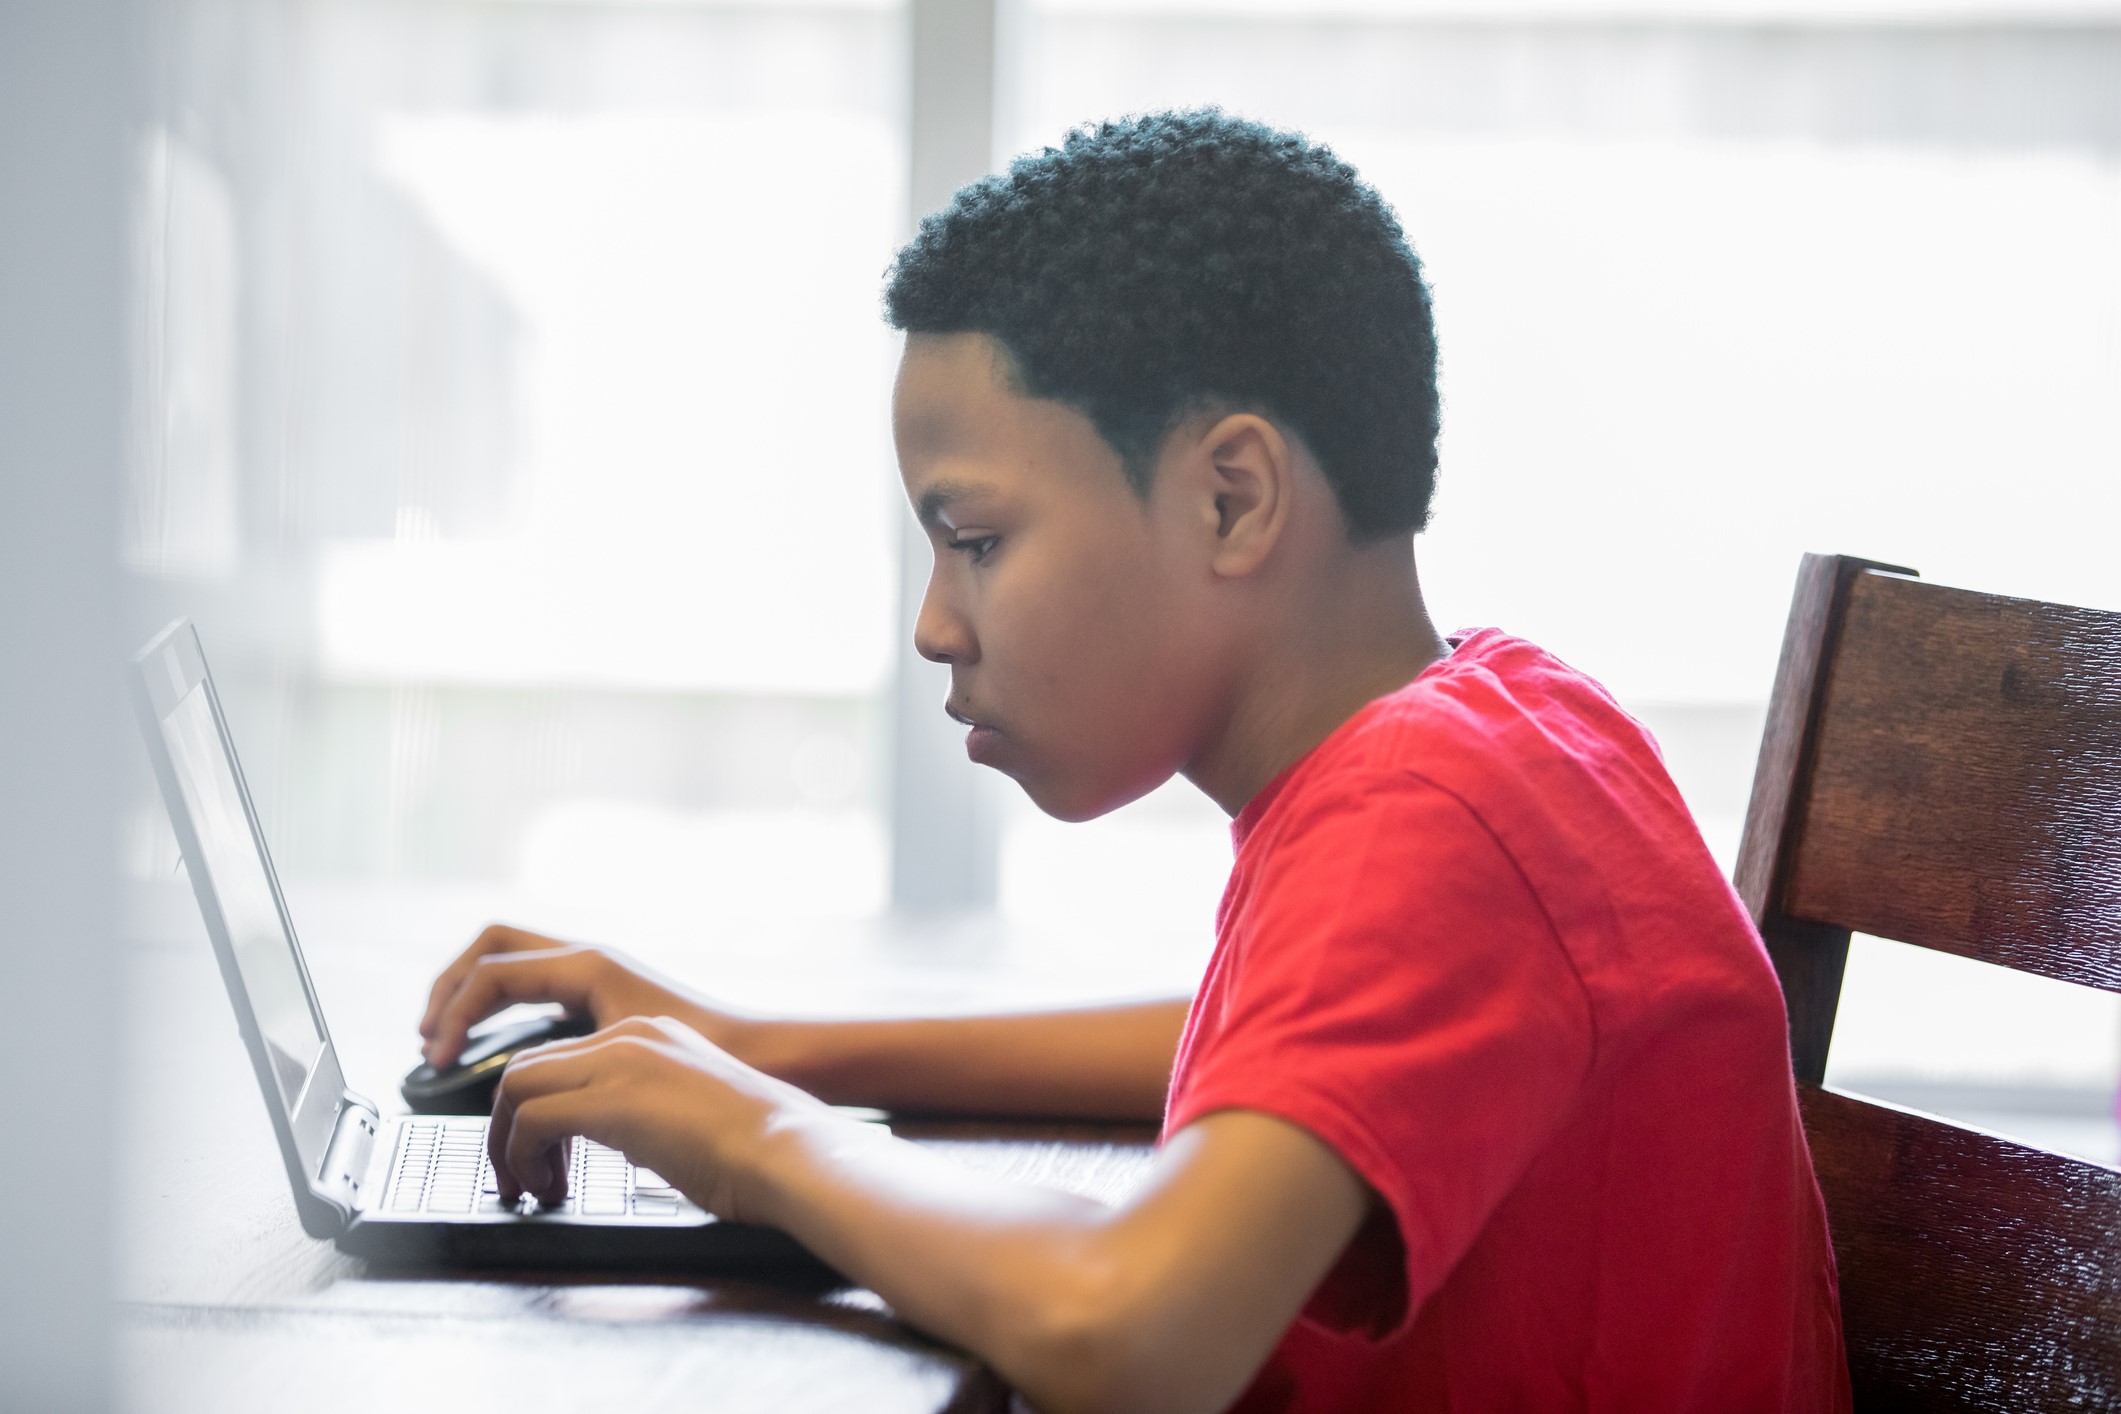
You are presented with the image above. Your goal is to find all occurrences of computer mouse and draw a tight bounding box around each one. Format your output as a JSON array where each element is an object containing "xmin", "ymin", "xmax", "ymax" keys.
[{"xmin": 400, "ymin": 1009, "xmax": 598, "ymax": 1114}]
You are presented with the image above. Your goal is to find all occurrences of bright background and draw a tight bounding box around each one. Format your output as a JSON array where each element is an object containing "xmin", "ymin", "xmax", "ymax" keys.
[{"xmin": 127, "ymin": 0, "xmax": 2121, "ymax": 1163}]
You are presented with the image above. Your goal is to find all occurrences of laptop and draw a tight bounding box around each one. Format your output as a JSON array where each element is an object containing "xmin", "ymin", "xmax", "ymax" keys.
[{"xmin": 130, "ymin": 619, "xmax": 827, "ymax": 1276}]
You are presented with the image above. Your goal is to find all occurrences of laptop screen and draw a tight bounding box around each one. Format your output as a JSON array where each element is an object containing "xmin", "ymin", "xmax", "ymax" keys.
[{"xmin": 161, "ymin": 682, "xmax": 327, "ymax": 1114}]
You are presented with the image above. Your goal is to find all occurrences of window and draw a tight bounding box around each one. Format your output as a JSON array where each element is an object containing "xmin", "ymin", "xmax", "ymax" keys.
[
  {"xmin": 129, "ymin": 1, "xmax": 2121, "ymax": 1136},
  {"xmin": 132, "ymin": 0, "xmax": 909, "ymax": 927}
]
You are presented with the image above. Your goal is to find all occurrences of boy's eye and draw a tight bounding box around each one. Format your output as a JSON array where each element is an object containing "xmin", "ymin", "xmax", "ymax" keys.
[{"xmin": 950, "ymin": 534, "xmax": 1000, "ymax": 565}]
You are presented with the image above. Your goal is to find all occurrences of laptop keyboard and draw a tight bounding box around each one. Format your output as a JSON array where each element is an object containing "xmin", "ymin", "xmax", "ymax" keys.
[{"xmin": 384, "ymin": 1117, "xmax": 688, "ymax": 1217}]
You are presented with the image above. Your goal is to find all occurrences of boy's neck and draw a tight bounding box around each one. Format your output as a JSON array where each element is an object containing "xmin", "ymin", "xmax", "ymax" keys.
[{"xmin": 1186, "ymin": 543, "xmax": 1449, "ymax": 818}]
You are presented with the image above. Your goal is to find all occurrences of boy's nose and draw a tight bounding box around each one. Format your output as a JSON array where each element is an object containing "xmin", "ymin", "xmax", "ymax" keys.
[{"xmin": 914, "ymin": 573, "xmax": 977, "ymax": 666}]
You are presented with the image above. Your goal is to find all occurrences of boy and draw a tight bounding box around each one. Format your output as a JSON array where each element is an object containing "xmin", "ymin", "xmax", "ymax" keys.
[{"xmin": 417, "ymin": 111, "xmax": 1849, "ymax": 1413}]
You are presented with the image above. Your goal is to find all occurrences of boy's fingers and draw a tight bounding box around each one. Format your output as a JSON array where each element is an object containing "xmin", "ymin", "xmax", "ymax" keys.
[
  {"xmin": 423, "ymin": 948, "xmax": 590, "ymax": 1066},
  {"xmin": 487, "ymin": 1029, "xmax": 681, "ymax": 1200},
  {"xmin": 496, "ymin": 1131, "xmax": 571, "ymax": 1207},
  {"xmin": 419, "ymin": 924, "xmax": 521, "ymax": 1037},
  {"xmin": 486, "ymin": 1035, "xmax": 606, "ymax": 1183},
  {"xmin": 419, "ymin": 924, "xmax": 538, "ymax": 1038},
  {"xmin": 494, "ymin": 1095, "xmax": 595, "ymax": 1207},
  {"xmin": 491, "ymin": 1028, "xmax": 608, "ymax": 1102}
]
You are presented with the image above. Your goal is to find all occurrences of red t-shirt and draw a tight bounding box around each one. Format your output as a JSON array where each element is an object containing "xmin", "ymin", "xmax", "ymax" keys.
[{"xmin": 1164, "ymin": 629, "xmax": 1850, "ymax": 1413}]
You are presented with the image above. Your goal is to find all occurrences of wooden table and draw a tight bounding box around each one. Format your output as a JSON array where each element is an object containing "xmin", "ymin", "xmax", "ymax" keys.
[{"xmin": 116, "ymin": 884, "xmax": 1165, "ymax": 1413}]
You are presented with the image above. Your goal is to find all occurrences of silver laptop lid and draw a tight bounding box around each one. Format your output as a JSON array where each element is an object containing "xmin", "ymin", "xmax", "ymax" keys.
[{"xmin": 131, "ymin": 620, "xmax": 358, "ymax": 1235}]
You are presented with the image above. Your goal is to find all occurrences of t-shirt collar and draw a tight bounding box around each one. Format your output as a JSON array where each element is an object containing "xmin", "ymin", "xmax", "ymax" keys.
[{"xmin": 1228, "ymin": 631, "xmax": 1477, "ymax": 852}]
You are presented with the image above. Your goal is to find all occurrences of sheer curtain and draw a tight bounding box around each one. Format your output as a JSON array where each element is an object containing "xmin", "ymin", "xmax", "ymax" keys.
[{"xmin": 129, "ymin": 0, "xmax": 908, "ymax": 933}]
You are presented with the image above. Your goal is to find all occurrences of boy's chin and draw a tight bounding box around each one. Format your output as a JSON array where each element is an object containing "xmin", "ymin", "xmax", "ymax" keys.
[{"xmin": 1014, "ymin": 767, "xmax": 1172, "ymax": 824}]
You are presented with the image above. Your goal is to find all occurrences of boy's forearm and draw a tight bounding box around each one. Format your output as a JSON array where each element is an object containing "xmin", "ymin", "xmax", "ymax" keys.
[
  {"xmin": 725, "ymin": 1110, "xmax": 1363, "ymax": 1414},
  {"xmin": 733, "ymin": 999, "xmax": 1189, "ymax": 1121},
  {"xmin": 738, "ymin": 1119, "xmax": 1202, "ymax": 1414}
]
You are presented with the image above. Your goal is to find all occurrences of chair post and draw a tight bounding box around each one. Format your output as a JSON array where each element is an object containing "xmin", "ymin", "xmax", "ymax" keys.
[{"xmin": 1736, "ymin": 553, "xmax": 1916, "ymax": 1086}]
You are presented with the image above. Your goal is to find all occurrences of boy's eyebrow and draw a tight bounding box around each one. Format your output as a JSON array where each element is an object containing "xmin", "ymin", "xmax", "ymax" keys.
[{"xmin": 914, "ymin": 479, "xmax": 1000, "ymax": 530}]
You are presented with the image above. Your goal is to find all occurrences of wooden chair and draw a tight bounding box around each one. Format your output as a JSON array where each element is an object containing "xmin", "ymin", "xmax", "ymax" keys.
[{"xmin": 1735, "ymin": 553, "xmax": 2121, "ymax": 1412}]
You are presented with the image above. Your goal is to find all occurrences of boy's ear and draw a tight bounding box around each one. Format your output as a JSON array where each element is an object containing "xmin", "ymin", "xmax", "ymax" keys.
[{"xmin": 1195, "ymin": 413, "xmax": 1290, "ymax": 580}]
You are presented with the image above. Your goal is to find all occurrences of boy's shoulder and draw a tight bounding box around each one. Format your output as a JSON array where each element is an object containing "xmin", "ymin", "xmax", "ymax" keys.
[
  {"xmin": 1233, "ymin": 627, "xmax": 1764, "ymax": 1006},
  {"xmin": 1242, "ymin": 627, "xmax": 1678, "ymax": 861}
]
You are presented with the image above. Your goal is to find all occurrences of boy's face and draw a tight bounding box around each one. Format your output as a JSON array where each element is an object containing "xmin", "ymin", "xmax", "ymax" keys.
[{"xmin": 893, "ymin": 333, "xmax": 1229, "ymax": 821}]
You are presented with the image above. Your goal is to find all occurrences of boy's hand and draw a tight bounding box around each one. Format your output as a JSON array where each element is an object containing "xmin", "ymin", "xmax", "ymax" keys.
[
  {"xmin": 418, "ymin": 924, "xmax": 740, "ymax": 1070},
  {"xmin": 484, "ymin": 1015, "xmax": 850, "ymax": 1216}
]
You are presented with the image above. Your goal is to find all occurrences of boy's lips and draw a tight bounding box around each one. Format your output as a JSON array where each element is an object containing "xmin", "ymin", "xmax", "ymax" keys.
[{"xmin": 945, "ymin": 700, "xmax": 1002, "ymax": 763}]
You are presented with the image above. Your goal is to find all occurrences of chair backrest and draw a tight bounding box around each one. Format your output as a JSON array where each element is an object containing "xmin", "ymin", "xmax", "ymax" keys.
[{"xmin": 1735, "ymin": 553, "xmax": 2121, "ymax": 1413}]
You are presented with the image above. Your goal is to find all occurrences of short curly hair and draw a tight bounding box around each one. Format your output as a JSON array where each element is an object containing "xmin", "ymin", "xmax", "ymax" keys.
[{"xmin": 884, "ymin": 109, "xmax": 1440, "ymax": 539}]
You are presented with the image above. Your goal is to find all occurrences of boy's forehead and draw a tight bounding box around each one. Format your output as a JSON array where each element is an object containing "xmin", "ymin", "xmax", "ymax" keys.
[
  {"xmin": 893, "ymin": 338, "xmax": 1019, "ymax": 500},
  {"xmin": 895, "ymin": 332, "xmax": 1022, "ymax": 431},
  {"xmin": 895, "ymin": 333, "xmax": 1126, "ymax": 500}
]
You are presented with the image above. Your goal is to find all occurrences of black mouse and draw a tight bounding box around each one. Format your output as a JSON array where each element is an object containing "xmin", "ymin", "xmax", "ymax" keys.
[{"xmin": 401, "ymin": 1009, "xmax": 598, "ymax": 1114}]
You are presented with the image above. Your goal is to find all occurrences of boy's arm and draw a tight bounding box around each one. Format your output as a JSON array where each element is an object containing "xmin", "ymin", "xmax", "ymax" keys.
[
  {"xmin": 489, "ymin": 1017, "xmax": 1370, "ymax": 1414},
  {"xmin": 740, "ymin": 1002, "xmax": 1187, "ymax": 1120},
  {"xmin": 420, "ymin": 925, "xmax": 1186, "ymax": 1121}
]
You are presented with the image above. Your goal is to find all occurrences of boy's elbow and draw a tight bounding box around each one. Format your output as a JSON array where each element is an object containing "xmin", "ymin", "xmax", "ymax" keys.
[
  {"xmin": 1001, "ymin": 1256, "xmax": 1230, "ymax": 1414},
  {"xmin": 1006, "ymin": 1265, "xmax": 1158, "ymax": 1414}
]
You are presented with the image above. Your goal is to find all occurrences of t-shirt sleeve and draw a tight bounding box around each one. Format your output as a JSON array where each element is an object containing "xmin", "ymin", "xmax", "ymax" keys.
[{"xmin": 1166, "ymin": 768, "xmax": 1597, "ymax": 1339}]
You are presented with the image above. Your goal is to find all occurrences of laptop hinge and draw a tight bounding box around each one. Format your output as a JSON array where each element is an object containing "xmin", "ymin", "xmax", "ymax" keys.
[{"xmin": 317, "ymin": 1097, "xmax": 382, "ymax": 1215}]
